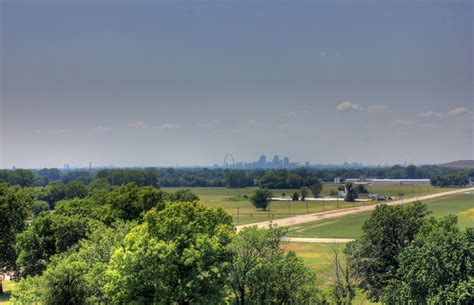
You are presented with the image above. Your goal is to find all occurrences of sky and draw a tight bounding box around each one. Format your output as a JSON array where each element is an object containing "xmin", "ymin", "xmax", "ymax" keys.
[{"xmin": 1, "ymin": 0, "xmax": 473, "ymax": 168}]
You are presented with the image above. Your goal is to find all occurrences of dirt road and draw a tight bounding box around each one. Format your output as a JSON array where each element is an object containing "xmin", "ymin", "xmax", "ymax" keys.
[
  {"xmin": 236, "ymin": 187, "xmax": 474, "ymax": 233},
  {"xmin": 281, "ymin": 237, "xmax": 355, "ymax": 243}
]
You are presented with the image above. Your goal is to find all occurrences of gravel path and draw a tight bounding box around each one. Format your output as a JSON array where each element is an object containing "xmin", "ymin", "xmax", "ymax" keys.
[
  {"xmin": 236, "ymin": 187, "xmax": 474, "ymax": 233},
  {"xmin": 281, "ymin": 237, "xmax": 355, "ymax": 243}
]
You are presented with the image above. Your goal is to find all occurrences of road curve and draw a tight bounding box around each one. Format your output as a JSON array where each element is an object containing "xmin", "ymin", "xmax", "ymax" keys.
[{"xmin": 236, "ymin": 187, "xmax": 474, "ymax": 232}]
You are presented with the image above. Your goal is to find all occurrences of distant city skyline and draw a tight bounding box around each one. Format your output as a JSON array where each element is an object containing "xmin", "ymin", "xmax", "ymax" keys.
[
  {"xmin": 1, "ymin": 1, "xmax": 472, "ymax": 168},
  {"xmin": 8, "ymin": 153, "xmax": 425, "ymax": 170}
]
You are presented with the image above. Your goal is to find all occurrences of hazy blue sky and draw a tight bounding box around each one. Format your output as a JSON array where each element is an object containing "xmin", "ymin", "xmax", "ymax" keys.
[{"xmin": 1, "ymin": 0, "xmax": 472, "ymax": 168}]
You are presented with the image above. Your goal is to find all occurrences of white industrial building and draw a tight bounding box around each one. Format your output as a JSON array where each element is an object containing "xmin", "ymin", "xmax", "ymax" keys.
[{"xmin": 345, "ymin": 178, "xmax": 431, "ymax": 186}]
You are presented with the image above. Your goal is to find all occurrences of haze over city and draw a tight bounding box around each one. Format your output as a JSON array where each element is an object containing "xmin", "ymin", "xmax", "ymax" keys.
[{"xmin": 1, "ymin": 1, "xmax": 472, "ymax": 168}]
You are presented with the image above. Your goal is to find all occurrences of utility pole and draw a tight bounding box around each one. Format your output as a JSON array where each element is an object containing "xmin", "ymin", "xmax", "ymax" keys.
[{"xmin": 237, "ymin": 207, "xmax": 239, "ymax": 224}]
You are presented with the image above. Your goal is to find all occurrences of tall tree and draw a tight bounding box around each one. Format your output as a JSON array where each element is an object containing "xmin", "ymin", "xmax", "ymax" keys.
[
  {"xmin": 300, "ymin": 187, "xmax": 309, "ymax": 201},
  {"xmin": 228, "ymin": 227, "xmax": 324, "ymax": 305},
  {"xmin": 310, "ymin": 181, "xmax": 323, "ymax": 198},
  {"xmin": 344, "ymin": 182, "xmax": 357, "ymax": 202},
  {"xmin": 103, "ymin": 202, "xmax": 234, "ymax": 304},
  {"xmin": 0, "ymin": 183, "xmax": 32, "ymax": 294},
  {"xmin": 345, "ymin": 202, "xmax": 428, "ymax": 301},
  {"xmin": 384, "ymin": 216, "xmax": 474, "ymax": 304},
  {"xmin": 251, "ymin": 189, "xmax": 273, "ymax": 211}
]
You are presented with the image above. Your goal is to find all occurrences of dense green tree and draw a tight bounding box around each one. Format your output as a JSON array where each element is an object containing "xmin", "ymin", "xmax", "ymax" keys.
[
  {"xmin": 30, "ymin": 200, "xmax": 49, "ymax": 217},
  {"xmin": 106, "ymin": 183, "xmax": 166, "ymax": 221},
  {"xmin": 225, "ymin": 170, "xmax": 253, "ymax": 188},
  {"xmin": 15, "ymin": 198, "xmax": 109, "ymax": 277},
  {"xmin": 431, "ymin": 173, "xmax": 470, "ymax": 187},
  {"xmin": 406, "ymin": 165, "xmax": 417, "ymax": 179},
  {"xmin": 37, "ymin": 168, "xmax": 61, "ymax": 186},
  {"xmin": 0, "ymin": 169, "xmax": 36, "ymax": 187},
  {"xmin": 40, "ymin": 182, "xmax": 66, "ymax": 208},
  {"xmin": 12, "ymin": 222, "xmax": 134, "ymax": 305},
  {"xmin": 384, "ymin": 216, "xmax": 474, "ymax": 304},
  {"xmin": 0, "ymin": 184, "xmax": 32, "ymax": 294},
  {"xmin": 251, "ymin": 189, "xmax": 273, "ymax": 210},
  {"xmin": 62, "ymin": 171, "xmax": 93, "ymax": 185},
  {"xmin": 355, "ymin": 184, "xmax": 368, "ymax": 195},
  {"xmin": 345, "ymin": 202, "xmax": 428, "ymax": 301},
  {"xmin": 292, "ymin": 192, "xmax": 300, "ymax": 201},
  {"xmin": 167, "ymin": 188, "xmax": 199, "ymax": 202},
  {"xmin": 344, "ymin": 182, "xmax": 357, "ymax": 202},
  {"xmin": 300, "ymin": 187, "xmax": 309, "ymax": 201},
  {"xmin": 64, "ymin": 180, "xmax": 89, "ymax": 199},
  {"xmin": 103, "ymin": 202, "xmax": 234, "ymax": 304},
  {"xmin": 228, "ymin": 227, "xmax": 324, "ymax": 305},
  {"xmin": 310, "ymin": 180, "xmax": 323, "ymax": 198}
]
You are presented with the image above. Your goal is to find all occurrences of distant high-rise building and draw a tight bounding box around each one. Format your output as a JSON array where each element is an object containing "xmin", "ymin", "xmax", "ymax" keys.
[
  {"xmin": 283, "ymin": 157, "xmax": 289, "ymax": 166},
  {"xmin": 64, "ymin": 164, "xmax": 70, "ymax": 170},
  {"xmin": 258, "ymin": 155, "xmax": 267, "ymax": 167},
  {"xmin": 273, "ymin": 155, "xmax": 280, "ymax": 166},
  {"xmin": 304, "ymin": 161, "xmax": 310, "ymax": 167}
]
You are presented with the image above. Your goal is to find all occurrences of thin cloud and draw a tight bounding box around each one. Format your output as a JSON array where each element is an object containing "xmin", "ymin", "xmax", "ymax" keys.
[
  {"xmin": 446, "ymin": 107, "xmax": 471, "ymax": 116},
  {"xmin": 128, "ymin": 121, "xmax": 148, "ymax": 129},
  {"xmin": 367, "ymin": 105, "xmax": 391, "ymax": 113},
  {"xmin": 420, "ymin": 111, "xmax": 443, "ymax": 118},
  {"xmin": 196, "ymin": 119, "xmax": 221, "ymax": 128},
  {"xmin": 152, "ymin": 123, "xmax": 180, "ymax": 131},
  {"xmin": 282, "ymin": 111, "xmax": 297, "ymax": 118},
  {"xmin": 420, "ymin": 107, "xmax": 472, "ymax": 118},
  {"xmin": 392, "ymin": 120, "xmax": 436, "ymax": 129},
  {"xmin": 278, "ymin": 123, "xmax": 305, "ymax": 129},
  {"xmin": 47, "ymin": 129, "xmax": 71, "ymax": 135},
  {"xmin": 92, "ymin": 125, "xmax": 112, "ymax": 134},
  {"xmin": 336, "ymin": 101, "xmax": 362, "ymax": 112}
]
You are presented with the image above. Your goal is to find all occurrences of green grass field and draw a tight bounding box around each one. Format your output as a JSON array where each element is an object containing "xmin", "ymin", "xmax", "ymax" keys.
[
  {"xmin": 283, "ymin": 242, "xmax": 378, "ymax": 304},
  {"xmin": 0, "ymin": 280, "xmax": 15, "ymax": 304},
  {"xmin": 286, "ymin": 192, "xmax": 474, "ymax": 239},
  {"xmin": 163, "ymin": 185, "xmax": 448, "ymax": 225}
]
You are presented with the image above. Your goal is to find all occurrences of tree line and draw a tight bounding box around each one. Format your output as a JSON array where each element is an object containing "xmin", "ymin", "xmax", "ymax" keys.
[
  {"xmin": 1, "ymin": 165, "xmax": 472, "ymax": 189},
  {"xmin": 1, "ymin": 180, "xmax": 472, "ymax": 303},
  {"xmin": 1, "ymin": 182, "xmax": 324, "ymax": 304}
]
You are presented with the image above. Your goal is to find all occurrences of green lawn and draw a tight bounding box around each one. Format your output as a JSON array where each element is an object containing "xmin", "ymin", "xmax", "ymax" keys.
[
  {"xmin": 283, "ymin": 242, "xmax": 378, "ymax": 304},
  {"xmin": 0, "ymin": 280, "xmax": 16, "ymax": 304},
  {"xmin": 163, "ymin": 185, "xmax": 448, "ymax": 225},
  {"xmin": 286, "ymin": 192, "xmax": 474, "ymax": 239}
]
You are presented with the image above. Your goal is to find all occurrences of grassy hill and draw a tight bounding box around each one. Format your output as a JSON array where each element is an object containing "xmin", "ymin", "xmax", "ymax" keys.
[{"xmin": 440, "ymin": 160, "xmax": 474, "ymax": 169}]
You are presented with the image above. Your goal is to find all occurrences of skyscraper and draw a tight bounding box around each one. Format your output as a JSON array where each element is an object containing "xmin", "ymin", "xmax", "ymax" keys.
[
  {"xmin": 273, "ymin": 155, "xmax": 280, "ymax": 166},
  {"xmin": 258, "ymin": 155, "xmax": 267, "ymax": 167},
  {"xmin": 283, "ymin": 157, "xmax": 289, "ymax": 166}
]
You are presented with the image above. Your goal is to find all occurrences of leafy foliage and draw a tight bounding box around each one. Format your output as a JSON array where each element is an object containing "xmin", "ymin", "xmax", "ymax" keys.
[
  {"xmin": 344, "ymin": 182, "xmax": 357, "ymax": 202},
  {"xmin": 104, "ymin": 202, "xmax": 234, "ymax": 304},
  {"xmin": 12, "ymin": 222, "xmax": 134, "ymax": 304},
  {"xmin": 345, "ymin": 202, "xmax": 428, "ymax": 301},
  {"xmin": 0, "ymin": 183, "xmax": 32, "ymax": 271},
  {"xmin": 310, "ymin": 180, "xmax": 323, "ymax": 198},
  {"xmin": 384, "ymin": 216, "xmax": 474, "ymax": 304},
  {"xmin": 228, "ymin": 227, "xmax": 324, "ymax": 304},
  {"xmin": 251, "ymin": 189, "xmax": 273, "ymax": 210}
]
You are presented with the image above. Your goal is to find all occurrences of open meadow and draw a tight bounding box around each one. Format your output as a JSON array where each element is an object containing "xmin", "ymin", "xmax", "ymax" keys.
[
  {"xmin": 285, "ymin": 192, "xmax": 474, "ymax": 239},
  {"xmin": 0, "ymin": 280, "xmax": 15, "ymax": 304},
  {"xmin": 163, "ymin": 184, "xmax": 449, "ymax": 225},
  {"xmin": 283, "ymin": 242, "xmax": 378, "ymax": 304}
]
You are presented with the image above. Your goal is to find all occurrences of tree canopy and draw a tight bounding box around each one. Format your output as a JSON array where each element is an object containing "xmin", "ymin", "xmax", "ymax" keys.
[
  {"xmin": 345, "ymin": 202, "xmax": 429, "ymax": 301},
  {"xmin": 251, "ymin": 189, "xmax": 273, "ymax": 210},
  {"xmin": 384, "ymin": 216, "xmax": 474, "ymax": 304}
]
